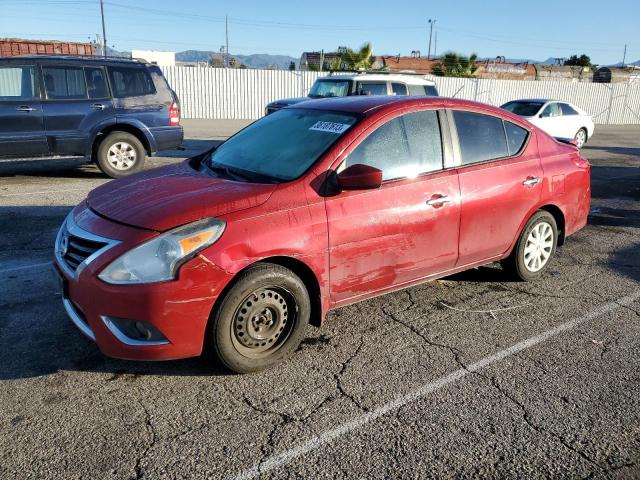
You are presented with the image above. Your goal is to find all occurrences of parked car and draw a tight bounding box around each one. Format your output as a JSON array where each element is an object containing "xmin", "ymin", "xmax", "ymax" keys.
[
  {"xmin": 265, "ymin": 73, "xmax": 438, "ymax": 114},
  {"xmin": 54, "ymin": 96, "xmax": 590, "ymax": 373},
  {"xmin": 0, "ymin": 55, "xmax": 183, "ymax": 177},
  {"xmin": 500, "ymin": 99, "xmax": 594, "ymax": 148}
]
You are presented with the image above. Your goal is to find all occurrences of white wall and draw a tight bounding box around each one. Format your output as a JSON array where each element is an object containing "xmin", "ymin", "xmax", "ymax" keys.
[{"xmin": 162, "ymin": 66, "xmax": 640, "ymax": 124}]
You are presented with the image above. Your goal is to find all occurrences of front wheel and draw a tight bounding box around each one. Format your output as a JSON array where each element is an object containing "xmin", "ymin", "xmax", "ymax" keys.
[
  {"xmin": 574, "ymin": 128, "xmax": 587, "ymax": 149},
  {"xmin": 96, "ymin": 132, "xmax": 146, "ymax": 178},
  {"xmin": 210, "ymin": 263, "xmax": 310, "ymax": 373},
  {"xmin": 501, "ymin": 211, "xmax": 558, "ymax": 281}
]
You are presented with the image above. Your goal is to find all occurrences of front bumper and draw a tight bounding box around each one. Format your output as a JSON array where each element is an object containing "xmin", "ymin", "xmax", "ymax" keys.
[{"xmin": 54, "ymin": 206, "xmax": 234, "ymax": 361}]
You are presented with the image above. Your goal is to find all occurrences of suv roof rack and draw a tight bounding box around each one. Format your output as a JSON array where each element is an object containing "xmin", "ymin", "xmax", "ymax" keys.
[
  {"xmin": 8, "ymin": 54, "xmax": 148, "ymax": 63},
  {"xmin": 326, "ymin": 69, "xmax": 429, "ymax": 76}
]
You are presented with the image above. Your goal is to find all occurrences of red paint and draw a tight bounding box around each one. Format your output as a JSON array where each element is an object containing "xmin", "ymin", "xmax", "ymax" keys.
[{"xmin": 55, "ymin": 96, "xmax": 590, "ymax": 361}]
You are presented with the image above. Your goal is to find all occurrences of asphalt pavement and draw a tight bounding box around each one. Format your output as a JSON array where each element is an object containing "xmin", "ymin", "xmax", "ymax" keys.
[{"xmin": 0, "ymin": 121, "xmax": 638, "ymax": 479}]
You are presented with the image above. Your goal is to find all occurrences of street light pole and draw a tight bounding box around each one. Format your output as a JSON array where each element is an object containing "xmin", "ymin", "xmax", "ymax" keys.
[
  {"xmin": 427, "ymin": 19, "xmax": 436, "ymax": 60},
  {"xmin": 99, "ymin": 0, "xmax": 107, "ymax": 56},
  {"xmin": 225, "ymin": 15, "xmax": 229, "ymax": 68}
]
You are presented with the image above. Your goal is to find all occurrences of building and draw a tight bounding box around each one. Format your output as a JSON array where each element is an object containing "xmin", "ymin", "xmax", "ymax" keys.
[
  {"xmin": 593, "ymin": 66, "xmax": 640, "ymax": 84},
  {"xmin": 372, "ymin": 54, "xmax": 440, "ymax": 74},
  {"xmin": 0, "ymin": 38, "xmax": 96, "ymax": 57},
  {"xmin": 534, "ymin": 64, "xmax": 593, "ymax": 82},
  {"xmin": 131, "ymin": 50, "xmax": 176, "ymax": 67},
  {"xmin": 475, "ymin": 58, "xmax": 536, "ymax": 80},
  {"xmin": 300, "ymin": 51, "xmax": 341, "ymax": 71}
]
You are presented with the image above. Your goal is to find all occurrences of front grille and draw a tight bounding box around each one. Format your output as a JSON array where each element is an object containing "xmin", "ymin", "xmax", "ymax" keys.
[{"xmin": 62, "ymin": 234, "xmax": 107, "ymax": 271}]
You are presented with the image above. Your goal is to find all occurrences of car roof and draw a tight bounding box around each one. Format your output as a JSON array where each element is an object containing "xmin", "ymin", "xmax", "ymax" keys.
[
  {"xmin": 320, "ymin": 73, "xmax": 436, "ymax": 85},
  {"xmin": 506, "ymin": 98, "xmax": 568, "ymax": 104},
  {"xmin": 290, "ymin": 96, "xmax": 525, "ymax": 121}
]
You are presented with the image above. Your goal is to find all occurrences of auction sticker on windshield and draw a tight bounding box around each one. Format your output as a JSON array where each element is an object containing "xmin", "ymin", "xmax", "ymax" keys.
[{"xmin": 309, "ymin": 121, "xmax": 352, "ymax": 134}]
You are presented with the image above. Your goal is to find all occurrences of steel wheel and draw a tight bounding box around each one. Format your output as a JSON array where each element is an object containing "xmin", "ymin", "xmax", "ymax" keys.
[
  {"xmin": 107, "ymin": 141, "xmax": 137, "ymax": 170},
  {"xmin": 575, "ymin": 129, "xmax": 587, "ymax": 148},
  {"xmin": 523, "ymin": 221, "xmax": 554, "ymax": 272},
  {"xmin": 230, "ymin": 287, "xmax": 296, "ymax": 358}
]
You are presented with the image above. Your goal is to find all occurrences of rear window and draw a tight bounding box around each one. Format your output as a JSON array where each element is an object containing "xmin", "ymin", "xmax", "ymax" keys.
[
  {"xmin": 0, "ymin": 66, "xmax": 38, "ymax": 100},
  {"xmin": 454, "ymin": 111, "xmax": 509, "ymax": 165},
  {"xmin": 107, "ymin": 66, "xmax": 155, "ymax": 97},
  {"xmin": 42, "ymin": 66, "xmax": 87, "ymax": 99},
  {"xmin": 502, "ymin": 101, "xmax": 543, "ymax": 117},
  {"xmin": 560, "ymin": 103, "xmax": 579, "ymax": 116}
]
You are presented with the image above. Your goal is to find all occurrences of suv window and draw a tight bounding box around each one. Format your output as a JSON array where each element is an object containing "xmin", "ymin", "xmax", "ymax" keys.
[
  {"xmin": 356, "ymin": 82, "xmax": 387, "ymax": 96},
  {"xmin": 42, "ymin": 66, "xmax": 87, "ymax": 99},
  {"xmin": 107, "ymin": 66, "xmax": 155, "ymax": 97},
  {"xmin": 0, "ymin": 66, "xmax": 38, "ymax": 100},
  {"xmin": 560, "ymin": 103, "xmax": 578, "ymax": 116},
  {"xmin": 453, "ymin": 111, "xmax": 509, "ymax": 164},
  {"xmin": 85, "ymin": 67, "xmax": 109, "ymax": 99},
  {"xmin": 391, "ymin": 83, "xmax": 407, "ymax": 95},
  {"xmin": 345, "ymin": 110, "xmax": 443, "ymax": 181},
  {"xmin": 504, "ymin": 121, "xmax": 529, "ymax": 155}
]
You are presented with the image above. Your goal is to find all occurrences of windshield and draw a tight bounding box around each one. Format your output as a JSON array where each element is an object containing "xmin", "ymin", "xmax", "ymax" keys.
[
  {"xmin": 501, "ymin": 101, "xmax": 544, "ymax": 117},
  {"xmin": 206, "ymin": 108, "xmax": 358, "ymax": 183},
  {"xmin": 308, "ymin": 80, "xmax": 351, "ymax": 98}
]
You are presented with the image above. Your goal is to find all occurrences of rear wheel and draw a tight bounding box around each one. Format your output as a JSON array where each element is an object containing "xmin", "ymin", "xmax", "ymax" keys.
[
  {"xmin": 501, "ymin": 211, "xmax": 558, "ymax": 281},
  {"xmin": 574, "ymin": 128, "xmax": 587, "ymax": 148},
  {"xmin": 96, "ymin": 132, "xmax": 146, "ymax": 178},
  {"xmin": 210, "ymin": 263, "xmax": 310, "ymax": 373}
]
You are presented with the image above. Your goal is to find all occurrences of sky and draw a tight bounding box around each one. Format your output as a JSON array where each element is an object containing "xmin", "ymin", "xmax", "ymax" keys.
[{"xmin": 1, "ymin": 0, "xmax": 637, "ymax": 65}]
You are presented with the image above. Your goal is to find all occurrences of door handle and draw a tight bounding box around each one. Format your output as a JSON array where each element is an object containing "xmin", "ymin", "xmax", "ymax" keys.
[
  {"xmin": 523, "ymin": 177, "xmax": 541, "ymax": 187},
  {"xmin": 92, "ymin": 103, "xmax": 105, "ymax": 110},
  {"xmin": 426, "ymin": 194, "xmax": 451, "ymax": 207},
  {"xmin": 16, "ymin": 106, "xmax": 35, "ymax": 112}
]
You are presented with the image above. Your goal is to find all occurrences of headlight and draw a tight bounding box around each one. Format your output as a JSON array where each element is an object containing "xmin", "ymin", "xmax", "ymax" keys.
[{"xmin": 99, "ymin": 218, "xmax": 225, "ymax": 285}]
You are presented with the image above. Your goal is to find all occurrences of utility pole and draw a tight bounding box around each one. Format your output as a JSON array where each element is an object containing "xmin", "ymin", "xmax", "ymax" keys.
[
  {"xmin": 622, "ymin": 44, "xmax": 627, "ymax": 66},
  {"xmin": 225, "ymin": 15, "xmax": 229, "ymax": 68},
  {"xmin": 99, "ymin": 0, "xmax": 107, "ymax": 56},
  {"xmin": 434, "ymin": 31, "xmax": 438, "ymax": 59},
  {"xmin": 427, "ymin": 19, "xmax": 436, "ymax": 60}
]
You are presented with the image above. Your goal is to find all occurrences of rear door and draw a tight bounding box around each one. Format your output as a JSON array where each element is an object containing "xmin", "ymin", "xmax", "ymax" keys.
[
  {"xmin": 451, "ymin": 110, "xmax": 542, "ymax": 265},
  {"xmin": 0, "ymin": 64, "xmax": 48, "ymax": 157},
  {"xmin": 41, "ymin": 64, "xmax": 113, "ymax": 156},
  {"xmin": 536, "ymin": 102, "xmax": 564, "ymax": 137},
  {"xmin": 326, "ymin": 108, "xmax": 460, "ymax": 303}
]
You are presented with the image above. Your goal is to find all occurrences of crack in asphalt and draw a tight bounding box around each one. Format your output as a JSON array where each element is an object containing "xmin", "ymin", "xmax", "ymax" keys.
[
  {"xmin": 243, "ymin": 335, "xmax": 369, "ymax": 476},
  {"xmin": 133, "ymin": 401, "xmax": 158, "ymax": 480}
]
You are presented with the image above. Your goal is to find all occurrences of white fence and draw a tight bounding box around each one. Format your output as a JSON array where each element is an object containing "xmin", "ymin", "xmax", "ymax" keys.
[{"xmin": 163, "ymin": 66, "xmax": 640, "ymax": 125}]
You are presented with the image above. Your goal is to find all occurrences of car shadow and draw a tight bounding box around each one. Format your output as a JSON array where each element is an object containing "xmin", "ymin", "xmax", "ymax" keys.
[{"xmin": 584, "ymin": 145, "xmax": 640, "ymax": 157}]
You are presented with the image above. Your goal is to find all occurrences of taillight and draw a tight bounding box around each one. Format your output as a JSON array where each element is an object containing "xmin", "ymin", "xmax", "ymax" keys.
[
  {"xmin": 169, "ymin": 101, "xmax": 180, "ymax": 126},
  {"xmin": 572, "ymin": 153, "xmax": 590, "ymax": 170}
]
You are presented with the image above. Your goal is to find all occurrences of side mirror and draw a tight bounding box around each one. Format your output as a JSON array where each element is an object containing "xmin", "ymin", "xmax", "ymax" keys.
[{"xmin": 336, "ymin": 164, "xmax": 383, "ymax": 190}]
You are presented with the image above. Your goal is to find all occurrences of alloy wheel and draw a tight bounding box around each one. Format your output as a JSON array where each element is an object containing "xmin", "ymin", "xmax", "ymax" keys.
[
  {"xmin": 107, "ymin": 141, "xmax": 137, "ymax": 170},
  {"xmin": 523, "ymin": 221, "xmax": 554, "ymax": 272}
]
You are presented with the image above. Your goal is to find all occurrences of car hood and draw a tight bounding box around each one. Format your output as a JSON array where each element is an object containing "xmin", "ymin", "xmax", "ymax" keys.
[
  {"xmin": 87, "ymin": 160, "xmax": 277, "ymax": 231},
  {"xmin": 269, "ymin": 97, "xmax": 309, "ymax": 107}
]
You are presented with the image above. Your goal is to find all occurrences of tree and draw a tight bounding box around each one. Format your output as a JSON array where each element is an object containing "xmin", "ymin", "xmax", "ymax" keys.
[
  {"xmin": 289, "ymin": 61, "xmax": 296, "ymax": 71},
  {"xmin": 564, "ymin": 54, "xmax": 592, "ymax": 68},
  {"xmin": 431, "ymin": 52, "xmax": 479, "ymax": 77},
  {"xmin": 331, "ymin": 42, "xmax": 374, "ymax": 70}
]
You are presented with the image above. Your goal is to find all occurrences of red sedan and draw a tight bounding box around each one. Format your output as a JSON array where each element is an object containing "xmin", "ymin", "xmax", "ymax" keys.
[{"xmin": 54, "ymin": 96, "xmax": 590, "ymax": 373}]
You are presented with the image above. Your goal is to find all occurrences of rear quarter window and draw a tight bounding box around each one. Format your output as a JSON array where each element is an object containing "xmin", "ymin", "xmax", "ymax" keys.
[
  {"xmin": 504, "ymin": 121, "xmax": 529, "ymax": 155},
  {"xmin": 107, "ymin": 66, "xmax": 155, "ymax": 98}
]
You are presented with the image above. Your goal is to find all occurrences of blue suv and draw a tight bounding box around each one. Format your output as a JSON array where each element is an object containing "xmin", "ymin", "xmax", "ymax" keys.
[{"xmin": 0, "ymin": 55, "xmax": 183, "ymax": 177}]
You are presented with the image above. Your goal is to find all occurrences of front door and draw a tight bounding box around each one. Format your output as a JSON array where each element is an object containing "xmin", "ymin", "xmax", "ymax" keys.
[
  {"xmin": 325, "ymin": 109, "xmax": 460, "ymax": 303},
  {"xmin": 0, "ymin": 64, "xmax": 48, "ymax": 157}
]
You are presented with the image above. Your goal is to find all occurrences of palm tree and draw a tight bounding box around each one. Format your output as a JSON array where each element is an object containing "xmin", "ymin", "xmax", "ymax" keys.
[
  {"xmin": 432, "ymin": 52, "xmax": 479, "ymax": 77},
  {"xmin": 331, "ymin": 43, "xmax": 375, "ymax": 71}
]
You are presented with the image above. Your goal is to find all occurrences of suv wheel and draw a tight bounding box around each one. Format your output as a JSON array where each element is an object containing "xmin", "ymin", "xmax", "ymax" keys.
[
  {"xmin": 210, "ymin": 263, "xmax": 310, "ymax": 373},
  {"xmin": 97, "ymin": 132, "xmax": 146, "ymax": 178}
]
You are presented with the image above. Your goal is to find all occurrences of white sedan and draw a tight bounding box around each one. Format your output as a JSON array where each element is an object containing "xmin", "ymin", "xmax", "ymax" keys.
[{"xmin": 501, "ymin": 99, "xmax": 594, "ymax": 148}]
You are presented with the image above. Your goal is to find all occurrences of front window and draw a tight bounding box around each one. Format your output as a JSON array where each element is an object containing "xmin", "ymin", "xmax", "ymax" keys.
[
  {"xmin": 308, "ymin": 80, "xmax": 350, "ymax": 98},
  {"xmin": 206, "ymin": 108, "xmax": 358, "ymax": 183},
  {"xmin": 501, "ymin": 101, "xmax": 544, "ymax": 117}
]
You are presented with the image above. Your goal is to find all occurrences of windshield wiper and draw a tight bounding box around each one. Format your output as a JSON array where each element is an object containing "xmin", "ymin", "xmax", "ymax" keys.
[{"xmin": 207, "ymin": 163, "xmax": 254, "ymax": 182}]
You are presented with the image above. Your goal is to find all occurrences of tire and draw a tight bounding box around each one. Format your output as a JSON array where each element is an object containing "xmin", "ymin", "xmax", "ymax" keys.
[
  {"xmin": 501, "ymin": 211, "xmax": 558, "ymax": 282},
  {"xmin": 574, "ymin": 128, "xmax": 588, "ymax": 149},
  {"xmin": 210, "ymin": 263, "xmax": 310, "ymax": 373},
  {"xmin": 96, "ymin": 132, "xmax": 146, "ymax": 178}
]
